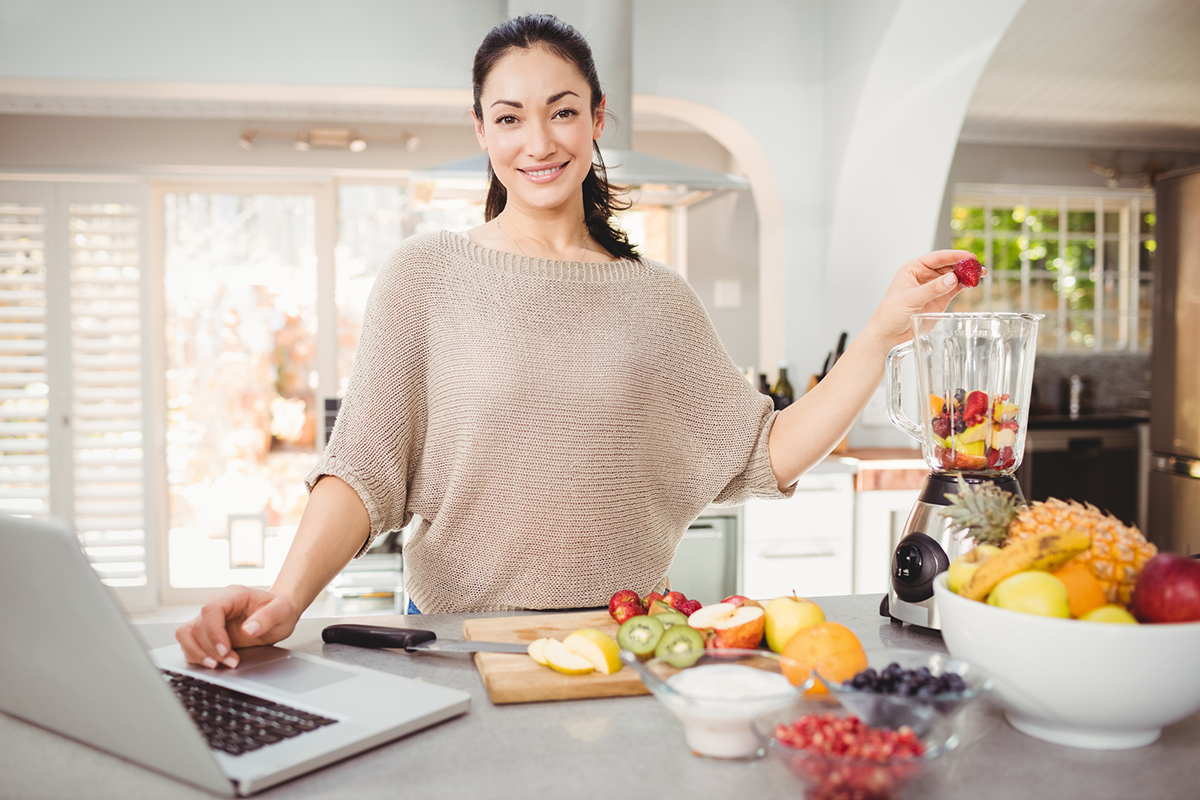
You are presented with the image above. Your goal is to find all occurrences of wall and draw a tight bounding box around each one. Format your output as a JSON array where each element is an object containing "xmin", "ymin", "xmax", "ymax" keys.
[{"xmin": 0, "ymin": 0, "xmax": 1032, "ymax": 444}]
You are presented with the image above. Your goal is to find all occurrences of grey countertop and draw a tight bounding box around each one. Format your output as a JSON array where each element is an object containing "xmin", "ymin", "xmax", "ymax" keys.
[{"xmin": 2, "ymin": 593, "xmax": 1196, "ymax": 800}]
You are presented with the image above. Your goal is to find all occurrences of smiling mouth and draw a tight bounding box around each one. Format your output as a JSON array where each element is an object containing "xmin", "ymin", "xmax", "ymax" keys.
[{"xmin": 518, "ymin": 162, "xmax": 568, "ymax": 178}]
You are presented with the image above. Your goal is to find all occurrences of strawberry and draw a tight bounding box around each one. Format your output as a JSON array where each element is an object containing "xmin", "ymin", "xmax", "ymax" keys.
[
  {"xmin": 953, "ymin": 258, "xmax": 982, "ymax": 288},
  {"xmin": 963, "ymin": 390, "xmax": 989, "ymax": 425}
]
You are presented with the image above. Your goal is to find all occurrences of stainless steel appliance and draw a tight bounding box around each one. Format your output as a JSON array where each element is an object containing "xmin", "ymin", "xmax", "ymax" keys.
[
  {"xmin": 1149, "ymin": 166, "xmax": 1200, "ymax": 555},
  {"xmin": 669, "ymin": 512, "xmax": 738, "ymax": 605},
  {"xmin": 881, "ymin": 312, "xmax": 1042, "ymax": 629}
]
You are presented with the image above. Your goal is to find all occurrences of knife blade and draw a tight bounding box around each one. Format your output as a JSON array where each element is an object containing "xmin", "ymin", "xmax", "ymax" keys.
[{"xmin": 321, "ymin": 623, "xmax": 530, "ymax": 654}]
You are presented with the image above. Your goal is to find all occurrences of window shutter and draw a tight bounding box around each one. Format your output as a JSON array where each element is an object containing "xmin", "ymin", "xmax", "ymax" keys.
[
  {"xmin": 0, "ymin": 202, "xmax": 50, "ymax": 518},
  {"xmin": 69, "ymin": 202, "xmax": 148, "ymax": 589}
]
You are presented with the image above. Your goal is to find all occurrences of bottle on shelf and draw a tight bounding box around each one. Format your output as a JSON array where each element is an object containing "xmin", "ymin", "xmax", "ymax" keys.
[
  {"xmin": 771, "ymin": 362, "xmax": 794, "ymax": 410},
  {"xmin": 757, "ymin": 373, "xmax": 772, "ymax": 397}
]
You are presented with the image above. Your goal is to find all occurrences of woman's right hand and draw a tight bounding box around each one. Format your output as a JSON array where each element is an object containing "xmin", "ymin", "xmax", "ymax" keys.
[{"xmin": 174, "ymin": 585, "xmax": 300, "ymax": 669}]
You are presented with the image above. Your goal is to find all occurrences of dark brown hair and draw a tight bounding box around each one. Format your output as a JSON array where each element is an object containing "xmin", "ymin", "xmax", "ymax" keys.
[{"xmin": 472, "ymin": 13, "xmax": 639, "ymax": 262}]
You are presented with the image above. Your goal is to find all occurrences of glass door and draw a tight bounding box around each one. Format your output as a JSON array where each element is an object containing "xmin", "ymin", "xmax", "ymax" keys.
[{"xmin": 157, "ymin": 186, "xmax": 325, "ymax": 600}]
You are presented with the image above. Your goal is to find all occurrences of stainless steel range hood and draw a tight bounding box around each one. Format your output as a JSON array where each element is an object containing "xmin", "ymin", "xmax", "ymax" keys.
[{"xmin": 414, "ymin": 0, "xmax": 747, "ymax": 200}]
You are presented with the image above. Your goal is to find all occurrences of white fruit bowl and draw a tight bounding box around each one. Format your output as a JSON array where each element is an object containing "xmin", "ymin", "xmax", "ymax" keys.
[{"xmin": 933, "ymin": 572, "xmax": 1200, "ymax": 749}]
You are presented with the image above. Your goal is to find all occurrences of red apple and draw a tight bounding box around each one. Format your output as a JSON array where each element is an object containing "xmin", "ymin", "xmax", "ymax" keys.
[
  {"xmin": 687, "ymin": 602, "xmax": 766, "ymax": 649},
  {"xmin": 1131, "ymin": 553, "xmax": 1200, "ymax": 623},
  {"xmin": 722, "ymin": 595, "xmax": 763, "ymax": 610},
  {"xmin": 678, "ymin": 598, "xmax": 703, "ymax": 616},
  {"xmin": 608, "ymin": 589, "xmax": 643, "ymax": 620}
]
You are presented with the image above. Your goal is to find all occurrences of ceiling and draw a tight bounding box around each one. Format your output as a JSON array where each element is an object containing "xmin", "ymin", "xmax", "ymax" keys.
[
  {"xmin": 2, "ymin": 0, "xmax": 1198, "ymax": 150},
  {"xmin": 962, "ymin": 0, "xmax": 1200, "ymax": 150}
]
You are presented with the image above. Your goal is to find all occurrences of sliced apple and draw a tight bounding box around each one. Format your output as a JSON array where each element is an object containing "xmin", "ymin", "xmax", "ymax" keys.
[
  {"xmin": 990, "ymin": 425, "xmax": 1017, "ymax": 448},
  {"xmin": 687, "ymin": 601, "xmax": 765, "ymax": 649},
  {"xmin": 527, "ymin": 637, "xmax": 551, "ymax": 666},
  {"xmin": 543, "ymin": 638, "xmax": 595, "ymax": 675},
  {"xmin": 958, "ymin": 421, "xmax": 989, "ymax": 444},
  {"xmin": 562, "ymin": 628, "xmax": 623, "ymax": 675}
]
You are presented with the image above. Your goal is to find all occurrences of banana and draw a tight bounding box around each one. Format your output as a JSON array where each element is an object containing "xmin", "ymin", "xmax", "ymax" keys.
[{"xmin": 957, "ymin": 529, "xmax": 1091, "ymax": 602}]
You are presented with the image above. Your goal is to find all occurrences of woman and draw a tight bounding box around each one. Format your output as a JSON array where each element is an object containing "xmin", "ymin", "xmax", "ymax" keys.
[{"xmin": 176, "ymin": 14, "xmax": 973, "ymax": 669}]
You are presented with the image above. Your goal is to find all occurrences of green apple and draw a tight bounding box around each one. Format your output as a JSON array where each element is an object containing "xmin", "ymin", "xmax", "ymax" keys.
[
  {"xmin": 987, "ymin": 571, "xmax": 1071, "ymax": 618},
  {"xmin": 1079, "ymin": 604, "xmax": 1138, "ymax": 624},
  {"xmin": 763, "ymin": 594, "xmax": 825, "ymax": 653},
  {"xmin": 946, "ymin": 544, "xmax": 1003, "ymax": 594}
]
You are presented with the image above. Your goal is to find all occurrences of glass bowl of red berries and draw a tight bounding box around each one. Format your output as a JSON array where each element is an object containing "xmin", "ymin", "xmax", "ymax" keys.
[
  {"xmin": 814, "ymin": 648, "xmax": 993, "ymax": 722},
  {"xmin": 754, "ymin": 696, "xmax": 957, "ymax": 800}
]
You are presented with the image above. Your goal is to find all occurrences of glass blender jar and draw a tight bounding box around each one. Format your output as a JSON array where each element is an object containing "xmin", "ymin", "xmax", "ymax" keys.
[{"xmin": 881, "ymin": 312, "xmax": 1043, "ymax": 629}]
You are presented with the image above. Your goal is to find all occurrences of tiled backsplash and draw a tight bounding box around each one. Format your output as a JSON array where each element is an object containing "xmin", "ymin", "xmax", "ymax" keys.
[{"xmin": 1030, "ymin": 353, "xmax": 1152, "ymax": 416}]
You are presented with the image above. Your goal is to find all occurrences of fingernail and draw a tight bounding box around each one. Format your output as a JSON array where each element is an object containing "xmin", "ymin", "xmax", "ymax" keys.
[
  {"xmin": 223, "ymin": 656, "xmax": 239, "ymax": 669},
  {"xmin": 943, "ymin": 273, "xmax": 958, "ymax": 286},
  {"xmin": 242, "ymin": 620, "xmax": 260, "ymax": 636},
  {"xmin": 216, "ymin": 643, "xmax": 227, "ymax": 657},
  {"xmin": 203, "ymin": 657, "xmax": 218, "ymax": 669}
]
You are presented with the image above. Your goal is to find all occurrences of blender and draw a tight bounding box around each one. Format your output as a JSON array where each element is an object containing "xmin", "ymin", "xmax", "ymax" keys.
[{"xmin": 880, "ymin": 312, "xmax": 1043, "ymax": 629}]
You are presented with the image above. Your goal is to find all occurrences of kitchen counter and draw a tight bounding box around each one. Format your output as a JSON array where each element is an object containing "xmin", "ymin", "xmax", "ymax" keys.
[{"xmin": 2, "ymin": 594, "xmax": 1196, "ymax": 800}]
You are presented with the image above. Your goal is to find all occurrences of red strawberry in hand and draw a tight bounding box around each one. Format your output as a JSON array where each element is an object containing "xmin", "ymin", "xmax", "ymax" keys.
[{"xmin": 953, "ymin": 258, "xmax": 982, "ymax": 288}]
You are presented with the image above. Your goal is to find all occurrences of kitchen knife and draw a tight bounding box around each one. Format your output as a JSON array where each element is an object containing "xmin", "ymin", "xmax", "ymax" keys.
[
  {"xmin": 833, "ymin": 331, "xmax": 848, "ymax": 364},
  {"xmin": 321, "ymin": 623, "xmax": 530, "ymax": 654}
]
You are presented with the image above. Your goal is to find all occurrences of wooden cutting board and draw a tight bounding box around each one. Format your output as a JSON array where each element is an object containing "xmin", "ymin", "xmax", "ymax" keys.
[{"xmin": 462, "ymin": 610, "xmax": 651, "ymax": 704}]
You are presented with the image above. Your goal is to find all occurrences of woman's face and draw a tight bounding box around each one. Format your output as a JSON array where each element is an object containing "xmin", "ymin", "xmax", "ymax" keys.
[{"xmin": 474, "ymin": 46, "xmax": 605, "ymax": 216}]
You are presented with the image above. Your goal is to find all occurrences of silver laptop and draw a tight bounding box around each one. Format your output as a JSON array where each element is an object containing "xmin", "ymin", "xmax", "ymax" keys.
[{"xmin": 0, "ymin": 513, "xmax": 471, "ymax": 796}]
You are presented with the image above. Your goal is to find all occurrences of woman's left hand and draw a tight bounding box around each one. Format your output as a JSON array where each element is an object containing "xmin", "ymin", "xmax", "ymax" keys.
[{"xmin": 865, "ymin": 249, "xmax": 982, "ymax": 348}]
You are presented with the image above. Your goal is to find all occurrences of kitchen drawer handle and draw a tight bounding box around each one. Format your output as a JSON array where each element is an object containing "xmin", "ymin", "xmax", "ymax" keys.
[
  {"xmin": 683, "ymin": 529, "xmax": 723, "ymax": 540},
  {"xmin": 761, "ymin": 550, "xmax": 837, "ymax": 559}
]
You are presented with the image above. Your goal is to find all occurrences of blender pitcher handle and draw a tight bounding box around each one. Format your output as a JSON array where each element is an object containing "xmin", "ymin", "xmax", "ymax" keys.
[{"xmin": 885, "ymin": 342, "xmax": 922, "ymax": 444}]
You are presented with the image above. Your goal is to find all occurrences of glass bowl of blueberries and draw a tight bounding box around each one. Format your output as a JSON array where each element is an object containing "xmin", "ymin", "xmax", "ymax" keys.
[{"xmin": 813, "ymin": 648, "xmax": 993, "ymax": 726}]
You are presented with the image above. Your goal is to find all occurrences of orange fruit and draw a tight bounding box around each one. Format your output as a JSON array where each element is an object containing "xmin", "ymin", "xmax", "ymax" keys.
[
  {"xmin": 929, "ymin": 394, "xmax": 945, "ymax": 416},
  {"xmin": 1053, "ymin": 559, "xmax": 1108, "ymax": 618},
  {"xmin": 779, "ymin": 622, "xmax": 866, "ymax": 694}
]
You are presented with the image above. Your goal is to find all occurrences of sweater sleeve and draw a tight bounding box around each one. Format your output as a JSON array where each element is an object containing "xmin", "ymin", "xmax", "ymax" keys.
[
  {"xmin": 304, "ymin": 240, "xmax": 429, "ymax": 557},
  {"xmin": 646, "ymin": 264, "xmax": 797, "ymax": 509}
]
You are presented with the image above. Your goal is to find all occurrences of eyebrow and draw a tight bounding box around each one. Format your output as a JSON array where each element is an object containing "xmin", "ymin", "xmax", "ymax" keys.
[{"xmin": 490, "ymin": 90, "xmax": 581, "ymax": 109}]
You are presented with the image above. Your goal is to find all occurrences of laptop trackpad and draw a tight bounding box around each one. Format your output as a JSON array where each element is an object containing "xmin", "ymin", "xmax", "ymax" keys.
[{"xmin": 237, "ymin": 653, "xmax": 356, "ymax": 694}]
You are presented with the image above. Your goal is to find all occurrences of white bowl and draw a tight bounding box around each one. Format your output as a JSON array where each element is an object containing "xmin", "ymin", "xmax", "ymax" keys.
[{"xmin": 933, "ymin": 572, "xmax": 1200, "ymax": 749}]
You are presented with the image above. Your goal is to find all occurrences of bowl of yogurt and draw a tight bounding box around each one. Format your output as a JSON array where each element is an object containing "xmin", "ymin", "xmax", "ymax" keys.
[{"xmin": 626, "ymin": 649, "xmax": 809, "ymax": 759}]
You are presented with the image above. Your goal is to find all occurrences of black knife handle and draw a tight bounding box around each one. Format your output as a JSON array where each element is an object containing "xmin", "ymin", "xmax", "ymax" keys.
[{"xmin": 321, "ymin": 624, "xmax": 437, "ymax": 650}]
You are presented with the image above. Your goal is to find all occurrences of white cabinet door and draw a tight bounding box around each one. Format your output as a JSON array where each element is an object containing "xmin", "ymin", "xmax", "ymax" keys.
[
  {"xmin": 741, "ymin": 473, "xmax": 854, "ymax": 598},
  {"xmin": 742, "ymin": 537, "xmax": 852, "ymax": 598},
  {"xmin": 853, "ymin": 489, "xmax": 920, "ymax": 595}
]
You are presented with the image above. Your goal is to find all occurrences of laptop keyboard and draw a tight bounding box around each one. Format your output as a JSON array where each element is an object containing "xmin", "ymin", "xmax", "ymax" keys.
[{"xmin": 162, "ymin": 670, "xmax": 339, "ymax": 756}]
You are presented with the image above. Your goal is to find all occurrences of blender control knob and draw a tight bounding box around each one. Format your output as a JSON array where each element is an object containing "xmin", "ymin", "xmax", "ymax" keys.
[{"xmin": 890, "ymin": 531, "xmax": 950, "ymax": 604}]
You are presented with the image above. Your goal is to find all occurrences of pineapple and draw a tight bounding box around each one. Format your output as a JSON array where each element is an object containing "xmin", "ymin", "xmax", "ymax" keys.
[
  {"xmin": 943, "ymin": 476, "xmax": 1024, "ymax": 547},
  {"xmin": 1006, "ymin": 498, "xmax": 1157, "ymax": 606},
  {"xmin": 943, "ymin": 477, "xmax": 1157, "ymax": 605}
]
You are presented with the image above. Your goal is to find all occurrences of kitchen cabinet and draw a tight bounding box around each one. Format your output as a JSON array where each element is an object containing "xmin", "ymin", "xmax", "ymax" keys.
[{"xmin": 740, "ymin": 471, "xmax": 855, "ymax": 598}]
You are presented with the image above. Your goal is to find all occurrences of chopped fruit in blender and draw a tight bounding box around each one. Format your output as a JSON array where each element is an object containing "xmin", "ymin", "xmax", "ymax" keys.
[
  {"xmin": 953, "ymin": 257, "xmax": 983, "ymax": 287},
  {"xmin": 929, "ymin": 388, "xmax": 1022, "ymax": 473},
  {"xmin": 931, "ymin": 415, "xmax": 952, "ymax": 439},
  {"xmin": 958, "ymin": 421, "xmax": 989, "ymax": 444},
  {"xmin": 962, "ymin": 390, "xmax": 989, "ymax": 423},
  {"xmin": 989, "ymin": 426, "xmax": 1017, "ymax": 449}
]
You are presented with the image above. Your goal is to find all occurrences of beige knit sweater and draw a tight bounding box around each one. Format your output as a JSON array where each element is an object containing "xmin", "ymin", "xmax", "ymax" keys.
[{"xmin": 306, "ymin": 230, "xmax": 793, "ymax": 613}]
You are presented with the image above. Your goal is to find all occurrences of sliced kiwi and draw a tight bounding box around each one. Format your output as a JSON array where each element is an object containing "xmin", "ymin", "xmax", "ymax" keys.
[
  {"xmin": 654, "ymin": 625, "xmax": 705, "ymax": 668},
  {"xmin": 616, "ymin": 615, "xmax": 665, "ymax": 659},
  {"xmin": 653, "ymin": 610, "xmax": 688, "ymax": 629}
]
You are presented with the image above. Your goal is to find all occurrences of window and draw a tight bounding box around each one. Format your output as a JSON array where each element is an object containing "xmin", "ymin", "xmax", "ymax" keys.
[
  {"xmin": 0, "ymin": 181, "xmax": 156, "ymax": 609},
  {"xmin": 949, "ymin": 185, "xmax": 1154, "ymax": 352}
]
